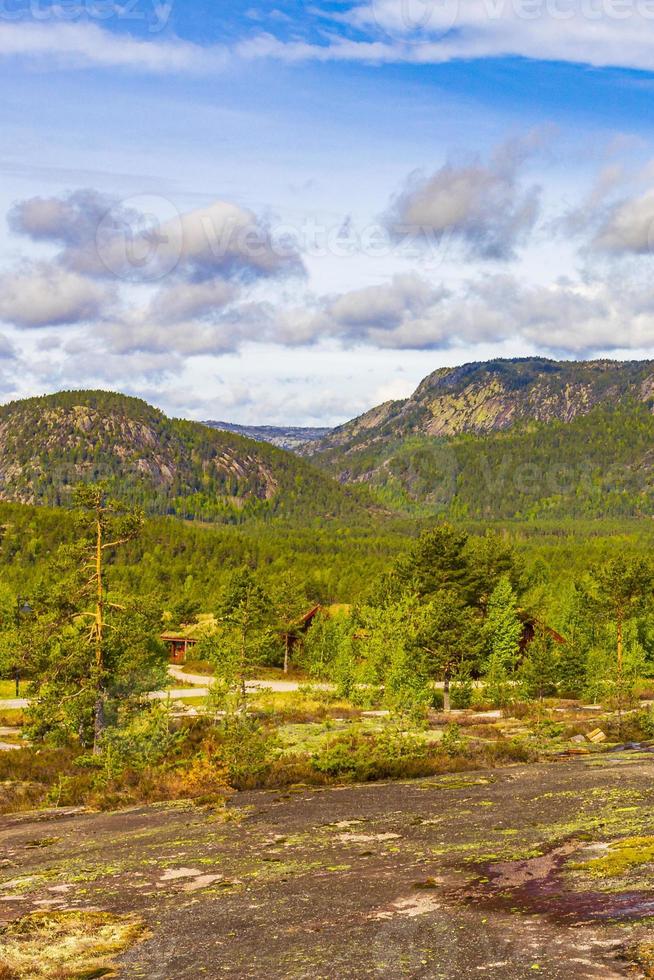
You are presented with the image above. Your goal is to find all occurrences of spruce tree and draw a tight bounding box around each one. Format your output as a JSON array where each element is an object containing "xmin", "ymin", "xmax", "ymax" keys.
[{"xmin": 484, "ymin": 575, "xmax": 522, "ymax": 708}]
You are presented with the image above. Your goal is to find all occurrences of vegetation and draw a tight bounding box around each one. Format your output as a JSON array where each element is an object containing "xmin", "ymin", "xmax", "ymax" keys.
[
  {"xmin": 0, "ymin": 390, "xmax": 369, "ymax": 523},
  {"xmin": 306, "ymin": 359, "xmax": 654, "ymax": 519},
  {"xmin": 3, "ymin": 362, "xmax": 654, "ymax": 817},
  {"xmin": 0, "ymin": 910, "xmax": 146, "ymax": 979}
]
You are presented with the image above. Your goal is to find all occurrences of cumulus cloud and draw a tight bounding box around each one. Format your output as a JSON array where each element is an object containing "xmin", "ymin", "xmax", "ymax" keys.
[
  {"xmin": 384, "ymin": 138, "xmax": 541, "ymax": 260},
  {"xmin": 0, "ymin": 262, "xmax": 110, "ymax": 328},
  {"xmin": 147, "ymin": 279, "xmax": 239, "ymax": 324},
  {"xmin": 98, "ymin": 318, "xmax": 246, "ymax": 357},
  {"xmin": 249, "ymin": 271, "xmax": 654, "ymax": 356},
  {"xmin": 2, "ymin": 189, "xmax": 305, "ymax": 355},
  {"xmin": 8, "ymin": 189, "xmax": 113, "ymax": 249},
  {"xmin": 10, "ymin": 190, "xmax": 304, "ymax": 284},
  {"xmin": 592, "ymin": 189, "xmax": 654, "ymax": 255},
  {"xmin": 326, "ymin": 274, "xmax": 445, "ymax": 329}
]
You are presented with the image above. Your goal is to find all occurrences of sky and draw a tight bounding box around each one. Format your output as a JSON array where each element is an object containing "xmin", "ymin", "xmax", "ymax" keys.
[{"xmin": 2, "ymin": 1, "xmax": 654, "ymax": 424}]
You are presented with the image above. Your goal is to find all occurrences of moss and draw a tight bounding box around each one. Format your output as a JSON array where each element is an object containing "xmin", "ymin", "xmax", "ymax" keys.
[
  {"xmin": 571, "ymin": 836, "xmax": 654, "ymax": 877},
  {"xmin": 629, "ymin": 942, "xmax": 654, "ymax": 977},
  {"xmin": 0, "ymin": 910, "xmax": 146, "ymax": 980}
]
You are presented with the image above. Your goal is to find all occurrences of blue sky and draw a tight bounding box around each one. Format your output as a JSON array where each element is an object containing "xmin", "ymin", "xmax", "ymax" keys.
[{"xmin": 1, "ymin": 0, "xmax": 654, "ymax": 423}]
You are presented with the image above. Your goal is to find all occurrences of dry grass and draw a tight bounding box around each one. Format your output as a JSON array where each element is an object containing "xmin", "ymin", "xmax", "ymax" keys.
[{"xmin": 0, "ymin": 910, "xmax": 147, "ymax": 979}]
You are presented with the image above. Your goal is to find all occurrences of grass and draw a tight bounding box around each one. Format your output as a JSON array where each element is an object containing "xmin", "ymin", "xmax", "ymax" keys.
[
  {"xmin": 0, "ymin": 910, "xmax": 147, "ymax": 979},
  {"xmin": 0, "ymin": 710, "xmax": 24, "ymax": 727},
  {"xmin": 251, "ymin": 688, "xmax": 357, "ymax": 722},
  {"xmin": 278, "ymin": 718, "xmax": 382, "ymax": 754},
  {"xmin": 277, "ymin": 717, "xmax": 445, "ymax": 755},
  {"xmin": 176, "ymin": 659, "xmax": 214, "ymax": 676},
  {"xmin": 0, "ymin": 681, "xmax": 20, "ymax": 699}
]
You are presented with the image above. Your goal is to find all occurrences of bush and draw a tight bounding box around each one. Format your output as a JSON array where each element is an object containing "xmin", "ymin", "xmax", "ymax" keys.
[
  {"xmin": 431, "ymin": 689, "xmax": 444, "ymax": 710},
  {"xmin": 95, "ymin": 705, "xmax": 184, "ymax": 777},
  {"xmin": 482, "ymin": 738, "xmax": 538, "ymax": 765},
  {"xmin": 450, "ymin": 684, "xmax": 473, "ymax": 710},
  {"xmin": 312, "ymin": 728, "xmax": 433, "ymax": 782},
  {"xmin": 208, "ymin": 716, "xmax": 280, "ymax": 790},
  {"xmin": 440, "ymin": 723, "xmax": 466, "ymax": 754}
]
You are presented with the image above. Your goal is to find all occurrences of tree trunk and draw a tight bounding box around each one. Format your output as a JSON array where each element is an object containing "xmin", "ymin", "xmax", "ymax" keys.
[
  {"xmin": 93, "ymin": 509, "xmax": 105, "ymax": 754},
  {"xmin": 616, "ymin": 615, "xmax": 624, "ymax": 738},
  {"xmin": 239, "ymin": 623, "xmax": 247, "ymax": 706},
  {"xmin": 443, "ymin": 674, "xmax": 451, "ymax": 713},
  {"xmin": 284, "ymin": 633, "xmax": 290, "ymax": 674},
  {"xmin": 93, "ymin": 695, "xmax": 105, "ymax": 753}
]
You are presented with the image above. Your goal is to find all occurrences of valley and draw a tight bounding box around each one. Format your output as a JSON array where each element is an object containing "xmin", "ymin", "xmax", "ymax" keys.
[{"xmin": 2, "ymin": 358, "xmax": 654, "ymax": 978}]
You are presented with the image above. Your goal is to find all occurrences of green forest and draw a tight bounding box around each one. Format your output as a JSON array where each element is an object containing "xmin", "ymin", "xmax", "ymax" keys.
[
  {"xmin": 2, "ymin": 484, "xmax": 654, "ymax": 814},
  {"xmin": 3, "ymin": 374, "xmax": 654, "ymax": 818}
]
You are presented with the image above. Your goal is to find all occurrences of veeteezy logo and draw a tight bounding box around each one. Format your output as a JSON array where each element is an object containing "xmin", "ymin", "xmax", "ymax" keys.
[{"xmin": 0, "ymin": 0, "xmax": 173, "ymax": 32}]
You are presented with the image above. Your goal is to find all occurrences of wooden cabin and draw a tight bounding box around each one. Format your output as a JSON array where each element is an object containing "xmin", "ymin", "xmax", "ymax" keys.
[
  {"xmin": 281, "ymin": 605, "xmax": 322, "ymax": 651},
  {"xmin": 161, "ymin": 633, "xmax": 199, "ymax": 664},
  {"xmin": 519, "ymin": 616, "xmax": 566, "ymax": 653}
]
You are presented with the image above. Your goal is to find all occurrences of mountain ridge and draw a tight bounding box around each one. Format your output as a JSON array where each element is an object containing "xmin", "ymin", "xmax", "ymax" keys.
[
  {"xmin": 304, "ymin": 357, "xmax": 654, "ymax": 459},
  {"xmin": 204, "ymin": 420, "xmax": 331, "ymax": 451},
  {"xmin": 300, "ymin": 357, "xmax": 654, "ymax": 518},
  {"xmin": 0, "ymin": 390, "xmax": 367, "ymax": 523}
]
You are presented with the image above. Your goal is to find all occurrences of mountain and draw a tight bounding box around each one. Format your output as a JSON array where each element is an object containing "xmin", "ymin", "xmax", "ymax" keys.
[
  {"xmin": 304, "ymin": 358, "xmax": 654, "ymax": 519},
  {"xmin": 0, "ymin": 391, "xmax": 366, "ymax": 523},
  {"xmin": 204, "ymin": 421, "xmax": 331, "ymax": 451}
]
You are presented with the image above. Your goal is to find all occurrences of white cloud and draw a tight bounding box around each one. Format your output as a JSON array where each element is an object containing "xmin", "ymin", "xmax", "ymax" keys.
[
  {"xmin": 385, "ymin": 138, "xmax": 541, "ymax": 260},
  {"xmin": 4, "ymin": 7, "xmax": 654, "ymax": 75},
  {"xmin": 0, "ymin": 21, "xmax": 223, "ymax": 73},
  {"xmin": 326, "ymin": 273, "xmax": 444, "ymax": 328},
  {"xmin": 10, "ymin": 190, "xmax": 304, "ymax": 284},
  {"xmin": 147, "ymin": 279, "xmax": 239, "ymax": 324},
  {"xmin": 341, "ymin": 0, "xmax": 654, "ymax": 72},
  {"xmin": 252, "ymin": 271, "xmax": 654, "ymax": 355},
  {"xmin": 593, "ymin": 189, "xmax": 654, "ymax": 254},
  {"xmin": 0, "ymin": 263, "xmax": 109, "ymax": 328}
]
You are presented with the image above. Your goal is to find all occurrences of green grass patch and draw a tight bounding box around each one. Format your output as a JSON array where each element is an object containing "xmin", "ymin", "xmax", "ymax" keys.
[{"xmin": 572, "ymin": 836, "xmax": 654, "ymax": 878}]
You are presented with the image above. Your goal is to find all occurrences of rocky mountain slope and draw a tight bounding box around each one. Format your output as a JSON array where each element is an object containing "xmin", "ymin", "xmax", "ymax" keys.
[
  {"xmin": 303, "ymin": 358, "xmax": 654, "ymax": 519},
  {"xmin": 0, "ymin": 391, "xmax": 365, "ymax": 523},
  {"xmin": 307, "ymin": 358, "xmax": 654, "ymax": 456}
]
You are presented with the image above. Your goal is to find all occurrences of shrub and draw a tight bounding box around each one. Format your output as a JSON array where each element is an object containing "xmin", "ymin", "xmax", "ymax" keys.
[
  {"xmin": 208, "ymin": 716, "xmax": 280, "ymax": 790},
  {"xmin": 95, "ymin": 705, "xmax": 184, "ymax": 777},
  {"xmin": 312, "ymin": 728, "xmax": 433, "ymax": 782},
  {"xmin": 450, "ymin": 684, "xmax": 473, "ymax": 710},
  {"xmin": 440, "ymin": 723, "xmax": 466, "ymax": 755},
  {"xmin": 482, "ymin": 737, "xmax": 538, "ymax": 765},
  {"xmin": 431, "ymin": 689, "xmax": 444, "ymax": 710}
]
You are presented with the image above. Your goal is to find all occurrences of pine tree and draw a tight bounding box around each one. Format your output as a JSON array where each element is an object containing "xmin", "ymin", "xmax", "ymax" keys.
[
  {"xmin": 589, "ymin": 556, "xmax": 654, "ymax": 732},
  {"xmin": 518, "ymin": 625, "xmax": 559, "ymax": 705},
  {"xmin": 209, "ymin": 568, "xmax": 275, "ymax": 708},
  {"xmin": 413, "ymin": 590, "xmax": 482, "ymax": 711},
  {"xmin": 23, "ymin": 484, "xmax": 165, "ymax": 750},
  {"xmin": 270, "ymin": 572, "xmax": 308, "ymax": 674},
  {"xmin": 397, "ymin": 524, "xmax": 471, "ymax": 601}
]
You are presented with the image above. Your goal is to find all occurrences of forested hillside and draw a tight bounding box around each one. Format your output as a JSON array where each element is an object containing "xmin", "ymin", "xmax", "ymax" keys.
[
  {"xmin": 1, "ymin": 498, "xmax": 652, "ymax": 618},
  {"xmin": 308, "ymin": 357, "xmax": 654, "ymax": 451},
  {"xmin": 4, "ymin": 360, "xmax": 654, "ymax": 524},
  {"xmin": 305, "ymin": 359, "xmax": 654, "ymax": 518},
  {"xmin": 0, "ymin": 391, "xmax": 367, "ymax": 523}
]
